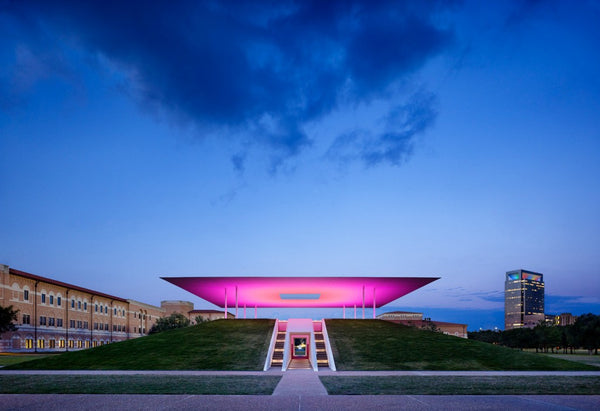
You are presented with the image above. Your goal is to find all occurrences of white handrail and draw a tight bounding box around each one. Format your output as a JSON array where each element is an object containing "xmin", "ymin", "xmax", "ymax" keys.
[
  {"xmin": 281, "ymin": 332, "xmax": 291, "ymax": 371},
  {"xmin": 310, "ymin": 330, "xmax": 318, "ymax": 371},
  {"xmin": 263, "ymin": 319, "xmax": 279, "ymax": 371},
  {"xmin": 321, "ymin": 319, "xmax": 336, "ymax": 371}
]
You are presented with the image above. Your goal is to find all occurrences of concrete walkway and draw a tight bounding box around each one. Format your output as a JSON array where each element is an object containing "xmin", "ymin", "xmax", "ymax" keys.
[
  {"xmin": 272, "ymin": 369, "xmax": 328, "ymax": 396},
  {"xmin": 0, "ymin": 394, "xmax": 599, "ymax": 410}
]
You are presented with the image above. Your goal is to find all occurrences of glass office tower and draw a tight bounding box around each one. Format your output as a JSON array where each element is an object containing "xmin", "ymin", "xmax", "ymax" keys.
[{"xmin": 504, "ymin": 269, "xmax": 545, "ymax": 330}]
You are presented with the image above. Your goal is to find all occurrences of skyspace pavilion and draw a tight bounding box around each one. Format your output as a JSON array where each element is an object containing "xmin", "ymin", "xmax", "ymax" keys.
[{"xmin": 162, "ymin": 276, "xmax": 438, "ymax": 371}]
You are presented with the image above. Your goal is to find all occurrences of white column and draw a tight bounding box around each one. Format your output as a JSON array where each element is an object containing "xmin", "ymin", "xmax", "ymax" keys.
[
  {"xmin": 362, "ymin": 285, "xmax": 365, "ymax": 319},
  {"xmin": 235, "ymin": 286, "xmax": 238, "ymax": 319},
  {"xmin": 224, "ymin": 288, "xmax": 228, "ymax": 320},
  {"xmin": 373, "ymin": 288, "xmax": 376, "ymax": 319}
]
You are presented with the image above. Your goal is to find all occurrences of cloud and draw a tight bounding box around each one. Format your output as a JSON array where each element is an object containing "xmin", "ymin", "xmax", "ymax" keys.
[
  {"xmin": 326, "ymin": 92, "xmax": 437, "ymax": 167},
  {"xmin": 2, "ymin": 0, "xmax": 454, "ymax": 170}
]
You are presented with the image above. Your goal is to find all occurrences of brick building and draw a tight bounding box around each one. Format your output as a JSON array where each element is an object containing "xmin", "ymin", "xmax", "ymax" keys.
[
  {"xmin": 0, "ymin": 264, "xmax": 167, "ymax": 352},
  {"xmin": 377, "ymin": 311, "xmax": 468, "ymax": 338}
]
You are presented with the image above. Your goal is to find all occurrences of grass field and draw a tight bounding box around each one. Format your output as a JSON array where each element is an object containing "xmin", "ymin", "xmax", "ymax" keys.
[
  {"xmin": 0, "ymin": 375, "xmax": 280, "ymax": 394},
  {"xmin": 325, "ymin": 320, "xmax": 597, "ymax": 371},
  {"xmin": 0, "ymin": 354, "xmax": 56, "ymax": 367},
  {"xmin": 541, "ymin": 354, "xmax": 600, "ymax": 367},
  {"xmin": 5, "ymin": 319, "xmax": 274, "ymax": 370},
  {"xmin": 319, "ymin": 376, "xmax": 600, "ymax": 395}
]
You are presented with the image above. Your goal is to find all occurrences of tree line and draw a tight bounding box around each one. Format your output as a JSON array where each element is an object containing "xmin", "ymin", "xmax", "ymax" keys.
[{"xmin": 468, "ymin": 313, "xmax": 600, "ymax": 354}]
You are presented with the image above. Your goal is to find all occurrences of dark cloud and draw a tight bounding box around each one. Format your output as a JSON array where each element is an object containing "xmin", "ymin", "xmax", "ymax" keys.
[{"xmin": 2, "ymin": 0, "xmax": 455, "ymax": 170}]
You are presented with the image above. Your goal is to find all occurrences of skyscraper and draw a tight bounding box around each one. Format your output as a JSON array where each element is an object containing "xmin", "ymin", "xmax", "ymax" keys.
[{"xmin": 504, "ymin": 269, "xmax": 545, "ymax": 330}]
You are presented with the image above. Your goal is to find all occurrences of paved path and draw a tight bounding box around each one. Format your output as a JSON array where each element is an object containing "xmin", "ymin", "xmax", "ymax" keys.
[
  {"xmin": 2, "ymin": 369, "xmax": 599, "ymax": 376},
  {"xmin": 272, "ymin": 369, "xmax": 328, "ymax": 396},
  {"xmin": 0, "ymin": 394, "xmax": 599, "ymax": 410}
]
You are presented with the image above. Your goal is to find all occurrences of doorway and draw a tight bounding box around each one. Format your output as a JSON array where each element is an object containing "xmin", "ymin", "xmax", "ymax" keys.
[{"xmin": 291, "ymin": 335, "xmax": 309, "ymax": 359}]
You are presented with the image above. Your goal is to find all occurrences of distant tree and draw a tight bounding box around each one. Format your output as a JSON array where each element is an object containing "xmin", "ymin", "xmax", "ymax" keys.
[
  {"xmin": 534, "ymin": 321, "xmax": 561, "ymax": 353},
  {"xmin": 194, "ymin": 315, "xmax": 207, "ymax": 324},
  {"xmin": 468, "ymin": 329, "xmax": 501, "ymax": 344},
  {"xmin": 421, "ymin": 319, "xmax": 439, "ymax": 333},
  {"xmin": 0, "ymin": 305, "xmax": 18, "ymax": 338},
  {"xmin": 501, "ymin": 327, "xmax": 535, "ymax": 350},
  {"xmin": 571, "ymin": 313, "xmax": 600, "ymax": 355},
  {"xmin": 149, "ymin": 313, "xmax": 190, "ymax": 334}
]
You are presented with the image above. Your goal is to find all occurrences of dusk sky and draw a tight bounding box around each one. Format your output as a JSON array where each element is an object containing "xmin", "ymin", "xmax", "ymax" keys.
[{"xmin": 1, "ymin": 0, "xmax": 599, "ymax": 330}]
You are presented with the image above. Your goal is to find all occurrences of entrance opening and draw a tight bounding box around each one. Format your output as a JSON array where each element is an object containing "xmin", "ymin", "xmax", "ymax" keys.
[{"xmin": 291, "ymin": 334, "xmax": 309, "ymax": 359}]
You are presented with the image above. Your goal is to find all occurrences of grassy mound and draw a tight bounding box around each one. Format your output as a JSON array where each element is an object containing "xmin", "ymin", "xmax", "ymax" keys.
[
  {"xmin": 326, "ymin": 320, "xmax": 596, "ymax": 371},
  {"xmin": 7, "ymin": 319, "xmax": 274, "ymax": 370}
]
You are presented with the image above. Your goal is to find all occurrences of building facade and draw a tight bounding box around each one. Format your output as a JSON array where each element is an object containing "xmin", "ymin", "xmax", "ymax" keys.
[
  {"xmin": 0, "ymin": 264, "xmax": 167, "ymax": 352},
  {"xmin": 377, "ymin": 311, "xmax": 468, "ymax": 338},
  {"xmin": 504, "ymin": 269, "xmax": 545, "ymax": 330}
]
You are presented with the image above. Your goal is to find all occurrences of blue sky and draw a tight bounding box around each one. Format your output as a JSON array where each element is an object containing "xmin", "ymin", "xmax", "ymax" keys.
[{"xmin": 1, "ymin": 0, "xmax": 599, "ymax": 330}]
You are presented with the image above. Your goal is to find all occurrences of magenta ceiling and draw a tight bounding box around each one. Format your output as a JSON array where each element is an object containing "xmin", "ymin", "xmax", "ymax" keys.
[{"xmin": 161, "ymin": 276, "xmax": 439, "ymax": 308}]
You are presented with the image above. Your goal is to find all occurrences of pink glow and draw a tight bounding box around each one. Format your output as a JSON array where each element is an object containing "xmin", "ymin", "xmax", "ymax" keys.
[{"xmin": 161, "ymin": 276, "xmax": 439, "ymax": 308}]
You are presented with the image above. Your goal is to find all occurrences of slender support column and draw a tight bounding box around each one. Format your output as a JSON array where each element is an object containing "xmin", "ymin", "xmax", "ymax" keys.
[
  {"xmin": 224, "ymin": 288, "xmax": 228, "ymax": 320},
  {"xmin": 373, "ymin": 288, "xmax": 376, "ymax": 319},
  {"xmin": 235, "ymin": 286, "xmax": 238, "ymax": 319},
  {"xmin": 362, "ymin": 285, "xmax": 365, "ymax": 319},
  {"xmin": 244, "ymin": 304, "xmax": 246, "ymax": 319},
  {"xmin": 343, "ymin": 304, "xmax": 345, "ymax": 319},
  {"xmin": 354, "ymin": 304, "xmax": 356, "ymax": 319},
  {"xmin": 255, "ymin": 305, "xmax": 257, "ymax": 319}
]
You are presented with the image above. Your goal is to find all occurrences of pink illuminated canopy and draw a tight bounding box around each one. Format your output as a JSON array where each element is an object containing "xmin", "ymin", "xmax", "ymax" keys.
[{"xmin": 161, "ymin": 276, "xmax": 439, "ymax": 308}]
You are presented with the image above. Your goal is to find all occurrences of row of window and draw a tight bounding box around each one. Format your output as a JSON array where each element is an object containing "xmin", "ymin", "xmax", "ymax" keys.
[
  {"xmin": 21, "ymin": 290, "xmax": 127, "ymax": 317},
  {"xmin": 22, "ymin": 314, "xmax": 133, "ymax": 332},
  {"xmin": 24, "ymin": 338, "xmax": 113, "ymax": 350}
]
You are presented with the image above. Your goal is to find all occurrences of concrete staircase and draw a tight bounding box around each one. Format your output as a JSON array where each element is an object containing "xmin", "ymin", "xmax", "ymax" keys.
[
  {"xmin": 314, "ymin": 331, "xmax": 329, "ymax": 368},
  {"xmin": 270, "ymin": 331, "xmax": 285, "ymax": 367}
]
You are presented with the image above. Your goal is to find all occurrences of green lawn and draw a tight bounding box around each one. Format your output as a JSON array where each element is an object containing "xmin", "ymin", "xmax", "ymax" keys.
[
  {"xmin": 5, "ymin": 319, "xmax": 274, "ymax": 370},
  {"xmin": 0, "ymin": 354, "xmax": 56, "ymax": 367},
  {"xmin": 325, "ymin": 320, "xmax": 597, "ymax": 371},
  {"xmin": 541, "ymin": 353, "xmax": 600, "ymax": 368},
  {"xmin": 0, "ymin": 375, "xmax": 280, "ymax": 394},
  {"xmin": 320, "ymin": 376, "xmax": 600, "ymax": 395}
]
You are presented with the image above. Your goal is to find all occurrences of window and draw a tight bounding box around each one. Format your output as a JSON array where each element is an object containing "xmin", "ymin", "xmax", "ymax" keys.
[
  {"xmin": 78, "ymin": 301, "xmax": 81, "ymax": 310},
  {"xmin": 83, "ymin": 321, "xmax": 89, "ymax": 330},
  {"xmin": 69, "ymin": 319, "xmax": 75, "ymax": 328},
  {"xmin": 76, "ymin": 320, "xmax": 82, "ymax": 329},
  {"xmin": 95, "ymin": 304, "xmax": 98, "ymax": 312},
  {"xmin": 57, "ymin": 318, "xmax": 63, "ymax": 327},
  {"xmin": 59, "ymin": 339, "xmax": 65, "ymax": 348},
  {"xmin": 24, "ymin": 290, "xmax": 29, "ymax": 301},
  {"xmin": 68, "ymin": 340, "xmax": 74, "ymax": 348},
  {"xmin": 105, "ymin": 323, "xmax": 109, "ymax": 330},
  {"xmin": 114, "ymin": 308, "xmax": 117, "ymax": 315},
  {"xmin": 25, "ymin": 338, "xmax": 34, "ymax": 349},
  {"xmin": 104, "ymin": 306, "xmax": 108, "ymax": 314},
  {"xmin": 49, "ymin": 339, "xmax": 56, "ymax": 348},
  {"xmin": 48, "ymin": 317, "xmax": 55, "ymax": 326},
  {"xmin": 77, "ymin": 340, "xmax": 83, "ymax": 348},
  {"xmin": 71, "ymin": 299, "xmax": 75, "ymax": 308},
  {"xmin": 84, "ymin": 302, "xmax": 87, "ymax": 311},
  {"xmin": 94, "ymin": 323, "xmax": 98, "ymax": 330},
  {"xmin": 39, "ymin": 316, "xmax": 47, "ymax": 326},
  {"xmin": 57, "ymin": 296, "xmax": 61, "ymax": 306},
  {"xmin": 41, "ymin": 294, "xmax": 46, "ymax": 303},
  {"xmin": 22, "ymin": 314, "xmax": 30, "ymax": 325},
  {"xmin": 49, "ymin": 295, "xmax": 54, "ymax": 305},
  {"xmin": 37, "ymin": 338, "xmax": 44, "ymax": 349}
]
